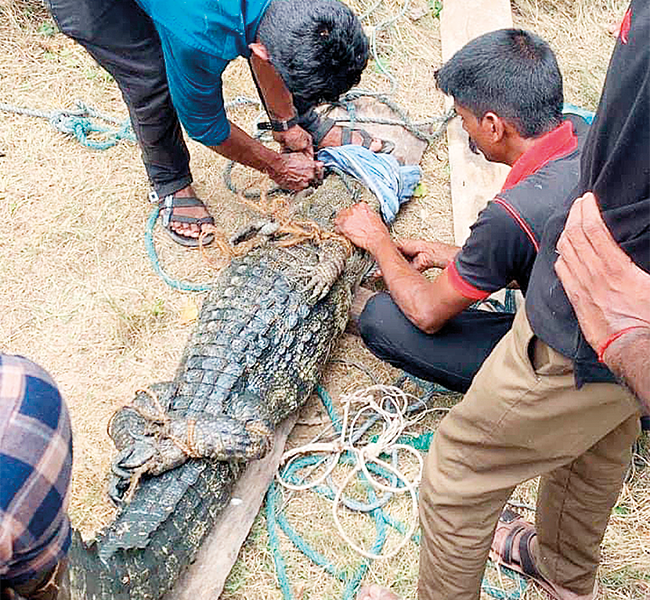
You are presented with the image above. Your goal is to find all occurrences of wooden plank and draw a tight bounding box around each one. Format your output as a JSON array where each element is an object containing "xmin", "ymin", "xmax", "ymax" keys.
[
  {"xmin": 325, "ymin": 97, "xmax": 429, "ymax": 166},
  {"xmin": 164, "ymin": 414, "xmax": 298, "ymax": 600},
  {"xmin": 440, "ymin": 0, "xmax": 513, "ymax": 245}
]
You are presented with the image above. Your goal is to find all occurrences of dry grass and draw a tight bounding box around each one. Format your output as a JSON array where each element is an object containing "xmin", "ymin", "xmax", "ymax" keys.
[{"xmin": 1, "ymin": 0, "xmax": 647, "ymax": 599}]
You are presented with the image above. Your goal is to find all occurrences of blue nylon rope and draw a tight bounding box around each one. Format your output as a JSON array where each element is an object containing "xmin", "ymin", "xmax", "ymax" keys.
[
  {"xmin": 0, "ymin": 101, "xmax": 136, "ymax": 150},
  {"xmin": 266, "ymin": 381, "xmax": 528, "ymax": 600},
  {"xmin": 144, "ymin": 206, "xmax": 212, "ymax": 292}
]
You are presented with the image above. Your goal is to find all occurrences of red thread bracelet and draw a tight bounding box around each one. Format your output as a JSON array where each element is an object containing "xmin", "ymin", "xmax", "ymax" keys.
[{"xmin": 597, "ymin": 326, "xmax": 647, "ymax": 363}]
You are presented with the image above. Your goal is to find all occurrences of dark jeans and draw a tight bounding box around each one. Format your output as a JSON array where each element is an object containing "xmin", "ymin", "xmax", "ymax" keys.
[
  {"xmin": 359, "ymin": 292, "xmax": 515, "ymax": 393},
  {"xmin": 45, "ymin": 0, "xmax": 331, "ymax": 198},
  {"xmin": 45, "ymin": 0, "xmax": 192, "ymax": 197}
]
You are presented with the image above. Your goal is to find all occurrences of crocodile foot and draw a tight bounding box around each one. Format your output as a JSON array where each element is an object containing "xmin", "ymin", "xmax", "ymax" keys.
[
  {"xmin": 108, "ymin": 413, "xmax": 275, "ymax": 503},
  {"xmin": 302, "ymin": 240, "xmax": 348, "ymax": 301},
  {"xmin": 109, "ymin": 437, "xmax": 158, "ymax": 503}
]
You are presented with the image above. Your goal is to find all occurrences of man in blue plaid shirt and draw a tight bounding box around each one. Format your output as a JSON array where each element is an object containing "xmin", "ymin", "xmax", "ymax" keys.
[{"xmin": 1, "ymin": 355, "xmax": 72, "ymax": 600}]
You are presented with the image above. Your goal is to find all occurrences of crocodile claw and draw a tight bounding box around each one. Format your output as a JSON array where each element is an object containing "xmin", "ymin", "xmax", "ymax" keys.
[
  {"xmin": 108, "ymin": 439, "xmax": 158, "ymax": 504},
  {"xmin": 116, "ymin": 438, "xmax": 158, "ymax": 470},
  {"xmin": 302, "ymin": 241, "xmax": 348, "ymax": 302}
]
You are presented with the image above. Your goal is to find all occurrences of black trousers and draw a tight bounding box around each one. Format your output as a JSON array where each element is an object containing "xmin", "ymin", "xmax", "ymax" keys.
[
  {"xmin": 45, "ymin": 0, "xmax": 192, "ymax": 197},
  {"xmin": 358, "ymin": 292, "xmax": 515, "ymax": 393},
  {"xmin": 45, "ymin": 0, "xmax": 332, "ymax": 198}
]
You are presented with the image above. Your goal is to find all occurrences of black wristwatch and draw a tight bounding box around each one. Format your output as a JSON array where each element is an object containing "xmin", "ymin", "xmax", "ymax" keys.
[{"xmin": 259, "ymin": 115, "xmax": 299, "ymax": 132}]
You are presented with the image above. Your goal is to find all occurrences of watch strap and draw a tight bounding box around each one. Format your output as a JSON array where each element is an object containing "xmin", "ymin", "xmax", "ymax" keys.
[{"xmin": 259, "ymin": 115, "xmax": 299, "ymax": 132}]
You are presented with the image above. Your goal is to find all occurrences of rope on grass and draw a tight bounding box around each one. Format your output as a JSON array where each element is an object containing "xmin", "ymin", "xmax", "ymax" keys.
[
  {"xmin": 267, "ymin": 378, "xmax": 528, "ymax": 600},
  {"xmin": 276, "ymin": 385, "xmax": 439, "ymax": 559},
  {"xmin": 144, "ymin": 205, "xmax": 211, "ymax": 292},
  {"xmin": 354, "ymin": 0, "xmax": 415, "ymax": 95},
  {"xmin": 0, "ymin": 100, "xmax": 136, "ymax": 150},
  {"xmin": 0, "ymin": 95, "xmax": 260, "ymax": 152}
]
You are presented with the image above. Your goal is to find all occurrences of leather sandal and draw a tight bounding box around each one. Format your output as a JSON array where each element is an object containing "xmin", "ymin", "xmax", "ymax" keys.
[
  {"xmin": 158, "ymin": 195, "xmax": 215, "ymax": 248},
  {"xmin": 489, "ymin": 508, "xmax": 597, "ymax": 600},
  {"xmin": 310, "ymin": 115, "xmax": 394, "ymax": 154},
  {"xmin": 340, "ymin": 125, "xmax": 395, "ymax": 154}
]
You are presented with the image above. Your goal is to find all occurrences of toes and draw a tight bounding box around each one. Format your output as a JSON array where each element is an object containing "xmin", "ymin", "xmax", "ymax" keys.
[
  {"xmin": 171, "ymin": 222, "xmax": 201, "ymax": 237},
  {"xmin": 366, "ymin": 137, "xmax": 383, "ymax": 153},
  {"xmin": 349, "ymin": 132, "xmax": 382, "ymax": 152}
]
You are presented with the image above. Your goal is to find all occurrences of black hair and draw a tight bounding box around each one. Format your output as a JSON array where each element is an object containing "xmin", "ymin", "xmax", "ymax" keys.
[
  {"xmin": 435, "ymin": 29, "xmax": 563, "ymax": 137},
  {"xmin": 257, "ymin": 0, "xmax": 369, "ymax": 114}
]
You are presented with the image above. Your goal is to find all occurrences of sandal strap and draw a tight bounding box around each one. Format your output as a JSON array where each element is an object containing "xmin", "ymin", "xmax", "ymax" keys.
[
  {"xmin": 501, "ymin": 507, "xmax": 523, "ymax": 523},
  {"xmin": 162, "ymin": 214, "xmax": 215, "ymax": 226},
  {"xmin": 161, "ymin": 195, "xmax": 209, "ymax": 210},
  {"xmin": 503, "ymin": 524, "xmax": 526, "ymax": 565},
  {"xmin": 500, "ymin": 521, "xmax": 540, "ymax": 578},
  {"xmin": 340, "ymin": 126, "xmax": 373, "ymax": 149},
  {"xmin": 310, "ymin": 115, "xmax": 337, "ymax": 147},
  {"xmin": 518, "ymin": 529, "xmax": 540, "ymax": 578},
  {"xmin": 159, "ymin": 195, "xmax": 215, "ymax": 228}
]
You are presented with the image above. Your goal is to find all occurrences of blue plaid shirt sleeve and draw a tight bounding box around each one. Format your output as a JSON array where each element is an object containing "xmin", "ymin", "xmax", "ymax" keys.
[{"xmin": 0, "ymin": 355, "xmax": 73, "ymax": 586}]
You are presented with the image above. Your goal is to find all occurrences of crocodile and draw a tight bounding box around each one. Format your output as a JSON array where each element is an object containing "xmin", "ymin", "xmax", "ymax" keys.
[{"xmin": 68, "ymin": 173, "xmax": 379, "ymax": 600}]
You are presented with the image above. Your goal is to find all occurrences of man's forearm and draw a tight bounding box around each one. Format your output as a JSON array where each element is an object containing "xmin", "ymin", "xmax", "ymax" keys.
[
  {"xmin": 396, "ymin": 238, "xmax": 461, "ymax": 271},
  {"xmin": 211, "ymin": 123, "xmax": 320, "ymax": 190},
  {"xmin": 249, "ymin": 48, "xmax": 295, "ymax": 122},
  {"xmin": 335, "ymin": 203, "xmax": 472, "ymax": 333},
  {"xmin": 602, "ymin": 328, "xmax": 650, "ymax": 412},
  {"xmin": 428, "ymin": 241, "xmax": 461, "ymax": 269},
  {"xmin": 373, "ymin": 238, "xmax": 446, "ymax": 333},
  {"xmin": 211, "ymin": 122, "xmax": 282, "ymax": 176}
]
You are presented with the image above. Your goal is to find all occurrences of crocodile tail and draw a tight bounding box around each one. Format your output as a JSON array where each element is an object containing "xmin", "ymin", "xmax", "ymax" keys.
[{"xmin": 68, "ymin": 529, "xmax": 130, "ymax": 600}]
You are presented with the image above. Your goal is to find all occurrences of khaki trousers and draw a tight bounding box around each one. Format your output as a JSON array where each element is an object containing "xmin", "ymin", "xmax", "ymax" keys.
[{"xmin": 418, "ymin": 306, "xmax": 641, "ymax": 599}]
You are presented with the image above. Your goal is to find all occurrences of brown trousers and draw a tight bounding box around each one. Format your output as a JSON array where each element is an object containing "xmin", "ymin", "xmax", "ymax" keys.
[{"xmin": 418, "ymin": 307, "xmax": 641, "ymax": 599}]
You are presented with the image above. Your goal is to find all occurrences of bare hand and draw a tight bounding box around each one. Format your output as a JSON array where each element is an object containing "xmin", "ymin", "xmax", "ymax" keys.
[
  {"xmin": 274, "ymin": 125, "xmax": 314, "ymax": 158},
  {"xmin": 270, "ymin": 152, "xmax": 324, "ymax": 191},
  {"xmin": 334, "ymin": 202, "xmax": 390, "ymax": 253},
  {"xmin": 395, "ymin": 239, "xmax": 456, "ymax": 271},
  {"xmin": 555, "ymin": 192, "xmax": 650, "ymax": 352}
]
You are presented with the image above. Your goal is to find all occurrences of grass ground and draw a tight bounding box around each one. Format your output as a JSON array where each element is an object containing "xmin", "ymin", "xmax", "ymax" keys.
[{"xmin": 1, "ymin": 0, "xmax": 647, "ymax": 598}]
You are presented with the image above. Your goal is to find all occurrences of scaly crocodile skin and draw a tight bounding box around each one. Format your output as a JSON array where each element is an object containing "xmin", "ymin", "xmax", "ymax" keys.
[{"xmin": 68, "ymin": 174, "xmax": 377, "ymax": 600}]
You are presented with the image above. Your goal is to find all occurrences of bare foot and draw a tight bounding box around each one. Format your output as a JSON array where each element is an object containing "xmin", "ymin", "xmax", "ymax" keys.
[
  {"xmin": 357, "ymin": 584, "xmax": 400, "ymax": 600},
  {"xmin": 318, "ymin": 125, "xmax": 384, "ymax": 153},
  {"xmin": 165, "ymin": 185, "xmax": 211, "ymax": 240}
]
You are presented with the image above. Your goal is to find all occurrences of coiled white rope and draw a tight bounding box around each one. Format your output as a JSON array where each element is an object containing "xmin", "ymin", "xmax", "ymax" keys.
[{"xmin": 276, "ymin": 384, "xmax": 450, "ymax": 560}]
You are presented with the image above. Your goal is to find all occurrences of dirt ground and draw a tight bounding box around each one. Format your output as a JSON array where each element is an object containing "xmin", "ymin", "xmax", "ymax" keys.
[{"xmin": 1, "ymin": 0, "xmax": 648, "ymax": 599}]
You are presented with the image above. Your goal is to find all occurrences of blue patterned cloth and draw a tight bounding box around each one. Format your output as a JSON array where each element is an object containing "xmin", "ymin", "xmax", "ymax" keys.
[
  {"xmin": 0, "ymin": 355, "xmax": 72, "ymax": 586},
  {"xmin": 317, "ymin": 145, "xmax": 422, "ymax": 223}
]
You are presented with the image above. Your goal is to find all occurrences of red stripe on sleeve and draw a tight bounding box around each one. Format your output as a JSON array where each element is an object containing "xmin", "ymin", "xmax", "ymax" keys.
[
  {"xmin": 446, "ymin": 263, "xmax": 491, "ymax": 301},
  {"xmin": 620, "ymin": 8, "xmax": 632, "ymax": 43}
]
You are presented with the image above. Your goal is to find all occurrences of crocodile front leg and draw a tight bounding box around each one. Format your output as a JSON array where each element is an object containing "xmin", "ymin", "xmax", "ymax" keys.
[{"xmin": 302, "ymin": 239, "xmax": 349, "ymax": 301}]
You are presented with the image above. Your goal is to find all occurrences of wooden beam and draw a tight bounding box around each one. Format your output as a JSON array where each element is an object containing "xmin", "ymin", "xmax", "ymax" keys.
[
  {"xmin": 163, "ymin": 414, "xmax": 298, "ymax": 600},
  {"xmin": 440, "ymin": 0, "xmax": 513, "ymax": 245}
]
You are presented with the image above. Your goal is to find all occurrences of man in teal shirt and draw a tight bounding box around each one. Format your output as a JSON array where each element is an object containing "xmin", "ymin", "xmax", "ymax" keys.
[{"xmin": 46, "ymin": 0, "xmax": 385, "ymax": 246}]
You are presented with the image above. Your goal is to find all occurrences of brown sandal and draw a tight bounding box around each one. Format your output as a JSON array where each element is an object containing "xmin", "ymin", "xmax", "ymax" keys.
[
  {"xmin": 489, "ymin": 508, "xmax": 597, "ymax": 600},
  {"xmin": 311, "ymin": 116, "xmax": 394, "ymax": 154}
]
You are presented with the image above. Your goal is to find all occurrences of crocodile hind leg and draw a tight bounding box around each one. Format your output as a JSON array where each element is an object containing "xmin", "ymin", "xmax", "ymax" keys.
[
  {"xmin": 107, "ymin": 383, "xmax": 177, "ymax": 502},
  {"xmin": 109, "ymin": 411, "xmax": 273, "ymax": 502}
]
